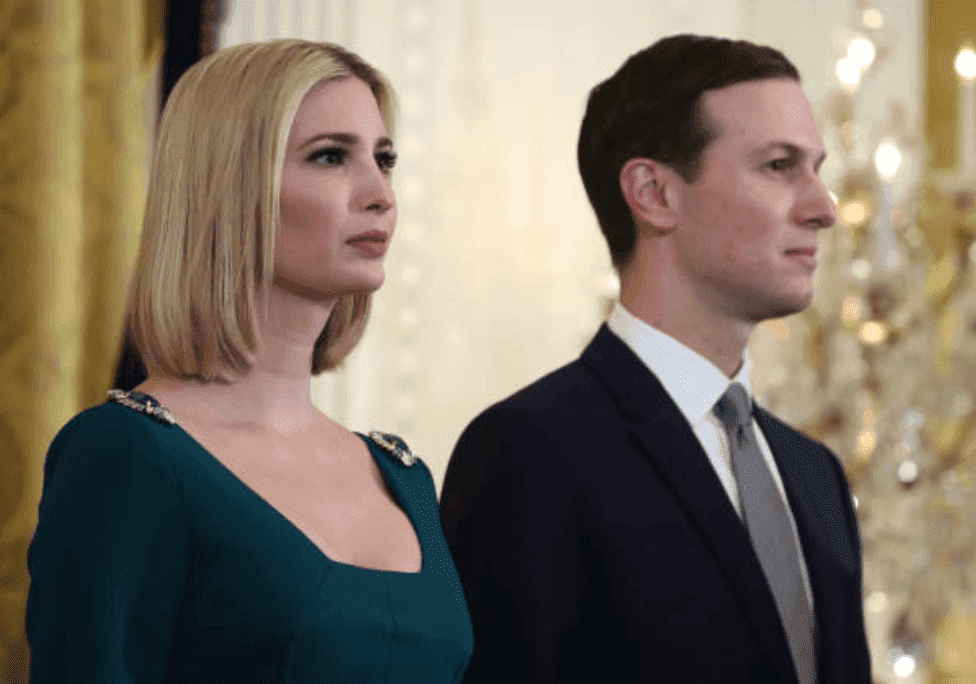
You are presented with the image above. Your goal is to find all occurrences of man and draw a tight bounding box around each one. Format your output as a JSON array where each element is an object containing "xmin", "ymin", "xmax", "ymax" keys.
[{"xmin": 440, "ymin": 34, "xmax": 871, "ymax": 684}]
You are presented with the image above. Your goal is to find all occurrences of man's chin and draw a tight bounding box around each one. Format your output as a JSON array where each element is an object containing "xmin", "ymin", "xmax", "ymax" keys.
[{"xmin": 746, "ymin": 291, "xmax": 815, "ymax": 323}]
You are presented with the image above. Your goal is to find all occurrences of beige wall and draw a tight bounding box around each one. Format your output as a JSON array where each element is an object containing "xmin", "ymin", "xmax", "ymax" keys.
[{"xmin": 222, "ymin": 0, "xmax": 923, "ymax": 491}]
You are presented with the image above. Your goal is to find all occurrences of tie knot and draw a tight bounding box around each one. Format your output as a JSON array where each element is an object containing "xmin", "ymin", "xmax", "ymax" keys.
[{"xmin": 714, "ymin": 383, "xmax": 753, "ymax": 434}]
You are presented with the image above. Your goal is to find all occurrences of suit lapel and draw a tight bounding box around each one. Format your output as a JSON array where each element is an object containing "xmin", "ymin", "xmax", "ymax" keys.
[
  {"xmin": 754, "ymin": 409, "xmax": 824, "ymax": 562},
  {"xmin": 582, "ymin": 326, "xmax": 799, "ymax": 684},
  {"xmin": 755, "ymin": 408, "xmax": 838, "ymax": 661}
]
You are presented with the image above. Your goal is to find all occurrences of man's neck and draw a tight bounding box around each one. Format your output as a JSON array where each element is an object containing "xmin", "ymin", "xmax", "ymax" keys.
[{"xmin": 619, "ymin": 276, "xmax": 751, "ymax": 379}]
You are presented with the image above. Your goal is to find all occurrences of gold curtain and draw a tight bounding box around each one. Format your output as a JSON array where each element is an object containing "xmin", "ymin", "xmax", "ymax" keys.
[
  {"xmin": 0, "ymin": 0, "xmax": 161, "ymax": 680},
  {"xmin": 923, "ymin": 3, "xmax": 976, "ymax": 681},
  {"xmin": 925, "ymin": 0, "xmax": 976, "ymax": 171}
]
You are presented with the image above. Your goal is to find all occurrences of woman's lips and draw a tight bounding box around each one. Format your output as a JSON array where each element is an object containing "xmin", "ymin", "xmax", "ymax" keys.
[{"xmin": 347, "ymin": 230, "xmax": 389, "ymax": 257}]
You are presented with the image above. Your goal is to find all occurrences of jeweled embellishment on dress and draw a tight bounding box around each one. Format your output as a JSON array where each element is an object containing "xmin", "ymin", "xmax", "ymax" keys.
[
  {"xmin": 107, "ymin": 389, "xmax": 177, "ymax": 426},
  {"xmin": 368, "ymin": 431, "xmax": 417, "ymax": 467}
]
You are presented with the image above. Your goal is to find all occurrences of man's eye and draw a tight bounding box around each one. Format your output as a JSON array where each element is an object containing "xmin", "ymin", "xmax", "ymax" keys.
[
  {"xmin": 376, "ymin": 150, "xmax": 398, "ymax": 172},
  {"xmin": 768, "ymin": 158, "xmax": 790, "ymax": 171},
  {"xmin": 309, "ymin": 147, "xmax": 347, "ymax": 165}
]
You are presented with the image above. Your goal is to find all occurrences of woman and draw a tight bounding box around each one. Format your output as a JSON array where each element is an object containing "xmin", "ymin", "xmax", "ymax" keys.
[{"xmin": 27, "ymin": 39, "xmax": 473, "ymax": 682}]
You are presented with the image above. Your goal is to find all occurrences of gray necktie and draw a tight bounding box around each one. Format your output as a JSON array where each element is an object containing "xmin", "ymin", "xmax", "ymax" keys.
[{"xmin": 714, "ymin": 383, "xmax": 817, "ymax": 684}]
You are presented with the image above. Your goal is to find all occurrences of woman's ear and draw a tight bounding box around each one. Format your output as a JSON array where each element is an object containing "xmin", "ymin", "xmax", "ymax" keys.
[{"xmin": 619, "ymin": 158, "xmax": 678, "ymax": 233}]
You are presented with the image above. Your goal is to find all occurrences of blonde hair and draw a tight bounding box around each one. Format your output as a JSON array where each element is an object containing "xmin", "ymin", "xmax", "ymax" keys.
[{"xmin": 127, "ymin": 39, "xmax": 395, "ymax": 381}]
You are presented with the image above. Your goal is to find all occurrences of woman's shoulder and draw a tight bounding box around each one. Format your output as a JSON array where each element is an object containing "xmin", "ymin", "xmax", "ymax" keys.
[
  {"xmin": 47, "ymin": 392, "xmax": 185, "ymax": 477},
  {"xmin": 361, "ymin": 431, "xmax": 421, "ymax": 467},
  {"xmin": 360, "ymin": 431, "xmax": 434, "ymax": 482}
]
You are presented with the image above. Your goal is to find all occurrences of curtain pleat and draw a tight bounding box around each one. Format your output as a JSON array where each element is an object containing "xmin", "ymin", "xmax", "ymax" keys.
[
  {"xmin": 924, "ymin": 0, "xmax": 976, "ymax": 170},
  {"xmin": 0, "ymin": 1, "xmax": 160, "ymax": 680}
]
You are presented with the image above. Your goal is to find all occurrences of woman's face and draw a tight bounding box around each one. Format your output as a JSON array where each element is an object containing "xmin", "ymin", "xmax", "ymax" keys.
[{"xmin": 275, "ymin": 77, "xmax": 396, "ymax": 301}]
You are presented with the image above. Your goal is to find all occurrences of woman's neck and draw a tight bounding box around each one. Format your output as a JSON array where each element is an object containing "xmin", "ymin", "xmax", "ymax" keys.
[{"xmin": 139, "ymin": 289, "xmax": 336, "ymax": 436}]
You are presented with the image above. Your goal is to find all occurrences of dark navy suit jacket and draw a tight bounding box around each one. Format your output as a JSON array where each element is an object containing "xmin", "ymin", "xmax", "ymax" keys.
[{"xmin": 440, "ymin": 325, "xmax": 870, "ymax": 683}]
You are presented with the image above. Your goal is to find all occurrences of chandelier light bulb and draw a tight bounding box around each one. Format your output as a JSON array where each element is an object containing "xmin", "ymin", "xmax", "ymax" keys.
[
  {"xmin": 848, "ymin": 37, "xmax": 876, "ymax": 69},
  {"xmin": 874, "ymin": 140, "xmax": 902, "ymax": 179},
  {"xmin": 897, "ymin": 460, "xmax": 919, "ymax": 484},
  {"xmin": 956, "ymin": 47, "xmax": 976, "ymax": 81},
  {"xmin": 839, "ymin": 200, "xmax": 869, "ymax": 226},
  {"xmin": 859, "ymin": 321, "xmax": 886, "ymax": 345},
  {"xmin": 862, "ymin": 8, "xmax": 884, "ymax": 29},
  {"xmin": 836, "ymin": 57, "xmax": 861, "ymax": 88},
  {"xmin": 865, "ymin": 590, "xmax": 888, "ymax": 613},
  {"xmin": 893, "ymin": 654, "xmax": 916, "ymax": 678}
]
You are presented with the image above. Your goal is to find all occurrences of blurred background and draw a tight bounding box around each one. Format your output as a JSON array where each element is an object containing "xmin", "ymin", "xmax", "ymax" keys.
[{"xmin": 2, "ymin": 0, "xmax": 975, "ymax": 681}]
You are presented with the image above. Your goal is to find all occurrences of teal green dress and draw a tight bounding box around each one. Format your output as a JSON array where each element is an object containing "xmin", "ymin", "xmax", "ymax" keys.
[{"xmin": 27, "ymin": 394, "xmax": 473, "ymax": 682}]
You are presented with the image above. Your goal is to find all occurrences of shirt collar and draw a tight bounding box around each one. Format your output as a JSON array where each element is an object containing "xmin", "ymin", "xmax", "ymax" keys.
[{"xmin": 605, "ymin": 301, "xmax": 752, "ymax": 426}]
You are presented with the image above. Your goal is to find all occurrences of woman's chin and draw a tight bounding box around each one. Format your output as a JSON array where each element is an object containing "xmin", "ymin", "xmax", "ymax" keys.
[
  {"xmin": 273, "ymin": 268, "xmax": 386, "ymax": 301},
  {"xmin": 356, "ymin": 269, "xmax": 386, "ymax": 294}
]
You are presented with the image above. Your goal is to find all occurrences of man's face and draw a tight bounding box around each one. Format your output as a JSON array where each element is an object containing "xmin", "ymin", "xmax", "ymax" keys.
[{"xmin": 668, "ymin": 78, "xmax": 836, "ymax": 323}]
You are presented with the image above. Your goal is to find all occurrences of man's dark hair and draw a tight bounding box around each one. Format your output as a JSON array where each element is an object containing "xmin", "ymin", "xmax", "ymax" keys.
[{"xmin": 577, "ymin": 34, "xmax": 800, "ymax": 268}]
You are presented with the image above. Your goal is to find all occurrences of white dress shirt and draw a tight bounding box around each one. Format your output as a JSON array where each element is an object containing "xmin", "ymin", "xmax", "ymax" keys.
[{"xmin": 606, "ymin": 302, "xmax": 814, "ymax": 608}]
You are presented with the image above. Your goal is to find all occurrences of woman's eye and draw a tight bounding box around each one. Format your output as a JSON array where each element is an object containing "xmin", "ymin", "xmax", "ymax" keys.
[
  {"xmin": 767, "ymin": 158, "xmax": 790, "ymax": 172},
  {"xmin": 310, "ymin": 147, "xmax": 347, "ymax": 165},
  {"xmin": 376, "ymin": 150, "xmax": 397, "ymax": 172}
]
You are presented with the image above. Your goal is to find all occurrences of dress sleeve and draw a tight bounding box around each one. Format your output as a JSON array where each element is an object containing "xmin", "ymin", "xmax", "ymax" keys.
[
  {"xmin": 26, "ymin": 410, "xmax": 191, "ymax": 683},
  {"xmin": 440, "ymin": 406, "xmax": 587, "ymax": 684}
]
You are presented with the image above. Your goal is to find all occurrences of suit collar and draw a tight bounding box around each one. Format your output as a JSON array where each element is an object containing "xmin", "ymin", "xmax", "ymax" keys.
[
  {"xmin": 605, "ymin": 303, "xmax": 755, "ymax": 426},
  {"xmin": 581, "ymin": 325, "xmax": 802, "ymax": 684}
]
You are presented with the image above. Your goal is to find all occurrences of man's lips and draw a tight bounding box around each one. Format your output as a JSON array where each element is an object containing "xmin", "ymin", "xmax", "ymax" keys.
[{"xmin": 785, "ymin": 247, "xmax": 817, "ymax": 267}]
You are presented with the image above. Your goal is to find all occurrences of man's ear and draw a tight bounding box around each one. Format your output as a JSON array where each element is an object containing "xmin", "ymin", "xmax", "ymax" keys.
[{"xmin": 619, "ymin": 158, "xmax": 678, "ymax": 233}]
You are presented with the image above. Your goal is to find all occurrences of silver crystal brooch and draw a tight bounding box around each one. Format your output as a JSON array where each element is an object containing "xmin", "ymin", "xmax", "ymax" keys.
[
  {"xmin": 107, "ymin": 389, "xmax": 177, "ymax": 426},
  {"xmin": 368, "ymin": 431, "xmax": 417, "ymax": 467}
]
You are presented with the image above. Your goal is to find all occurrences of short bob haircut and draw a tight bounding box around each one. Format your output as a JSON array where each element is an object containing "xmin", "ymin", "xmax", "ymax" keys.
[
  {"xmin": 127, "ymin": 39, "xmax": 396, "ymax": 381},
  {"xmin": 577, "ymin": 34, "xmax": 799, "ymax": 268}
]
